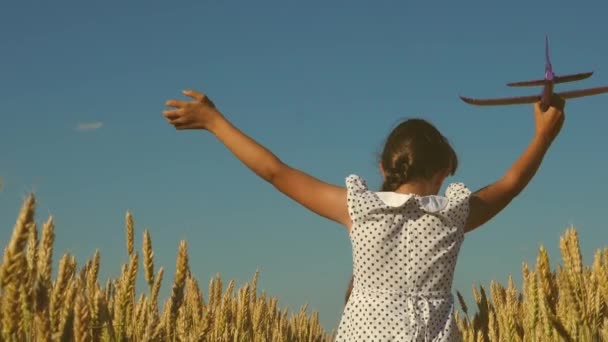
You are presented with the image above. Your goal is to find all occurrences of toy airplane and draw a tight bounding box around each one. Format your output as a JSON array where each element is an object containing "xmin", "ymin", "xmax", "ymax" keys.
[{"xmin": 460, "ymin": 36, "xmax": 608, "ymax": 111}]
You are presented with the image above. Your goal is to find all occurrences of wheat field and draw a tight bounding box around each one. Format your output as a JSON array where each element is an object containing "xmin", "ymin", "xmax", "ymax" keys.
[
  {"xmin": 455, "ymin": 227, "xmax": 608, "ymax": 342},
  {"xmin": 0, "ymin": 194, "xmax": 335, "ymax": 342},
  {"xmin": 2, "ymin": 193, "xmax": 608, "ymax": 341}
]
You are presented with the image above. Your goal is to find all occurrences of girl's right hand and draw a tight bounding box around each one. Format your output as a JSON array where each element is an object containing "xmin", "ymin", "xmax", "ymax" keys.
[
  {"xmin": 533, "ymin": 100, "xmax": 565, "ymax": 144},
  {"xmin": 163, "ymin": 89, "xmax": 223, "ymax": 131}
]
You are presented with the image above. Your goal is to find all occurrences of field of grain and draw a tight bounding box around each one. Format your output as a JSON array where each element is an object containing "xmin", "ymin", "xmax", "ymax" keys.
[
  {"xmin": 455, "ymin": 227, "xmax": 608, "ymax": 341},
  {"xmin": 0, "ymin": 194, "xmax": 335, "ymax": 342},
  {"xmin": 2, "ymin": 193, "xmax": 608, "ymax": 341}
]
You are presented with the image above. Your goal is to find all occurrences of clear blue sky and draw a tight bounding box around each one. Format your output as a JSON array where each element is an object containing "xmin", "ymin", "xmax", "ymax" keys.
[{"xmin": 1, "ymin": 0, "xmax": 607, "ymax": 332}]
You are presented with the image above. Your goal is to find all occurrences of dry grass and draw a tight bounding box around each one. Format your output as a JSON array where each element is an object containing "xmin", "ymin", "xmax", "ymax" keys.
[
  {"xmin": 455, "ymin": 227, "xmax": 608, "ymax": 341},
  {"xmin": 0, "ymin": 194, "xmax": 335, "ymax": 341}
]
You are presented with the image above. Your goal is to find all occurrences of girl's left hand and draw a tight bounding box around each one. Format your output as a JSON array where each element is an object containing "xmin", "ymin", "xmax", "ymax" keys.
[{"xmin": 163, "ymin": 89, "xmax": 222, "ymax": 130}]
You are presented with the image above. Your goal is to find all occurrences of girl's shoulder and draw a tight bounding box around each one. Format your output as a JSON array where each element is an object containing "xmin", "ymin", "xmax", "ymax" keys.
[
  {"xmin": 345, "ymin": 174, "xmax": 471, "ymax": 218},
  {"xmin": 346, "ymin": 174, "xmax": 470, "ymax": 200},
  {"xmin": 345, "ymin": 174, "xmax": 369, "ymax": 193}
]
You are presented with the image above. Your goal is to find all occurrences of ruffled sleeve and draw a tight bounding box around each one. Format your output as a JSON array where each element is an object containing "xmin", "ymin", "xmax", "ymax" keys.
[
  {"xmin": 443, "ymin": 182, "xmax": 472, "ymax": 228},
  {"xmin": 345, "ymin": 174, "xmax": 369, "ymax": 223}
]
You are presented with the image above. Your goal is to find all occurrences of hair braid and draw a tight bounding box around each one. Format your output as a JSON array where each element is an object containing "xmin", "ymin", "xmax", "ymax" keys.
[{"xmin": 381, "ymin": 154, "xmax": 411, "ymax": 191}]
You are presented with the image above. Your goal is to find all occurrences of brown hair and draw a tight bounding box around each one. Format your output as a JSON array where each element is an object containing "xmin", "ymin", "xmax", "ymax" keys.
[
  {"xmin": 345, "ymin": 275, "xmax": 354, "ymax": 304},
  {"xmin": 380, "ymin": 118, "xmax": 458, "ymax": 191}
]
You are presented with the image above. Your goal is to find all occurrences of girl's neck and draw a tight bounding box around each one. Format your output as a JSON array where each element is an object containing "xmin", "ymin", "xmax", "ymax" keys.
[{"xmin": 393, "ymin": 180, "xmax": 441, "ymax": 196}]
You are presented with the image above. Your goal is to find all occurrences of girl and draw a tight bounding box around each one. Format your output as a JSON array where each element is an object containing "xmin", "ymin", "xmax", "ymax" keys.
[{"xmin": 163, "ymin": 89, "xmax": 565, "ymax": 341}]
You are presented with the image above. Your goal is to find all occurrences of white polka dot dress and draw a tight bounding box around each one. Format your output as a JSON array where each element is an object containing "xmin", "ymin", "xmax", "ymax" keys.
[{"xmin": 335, "ymin": 174, "xmax": 471, "ymax": 342}]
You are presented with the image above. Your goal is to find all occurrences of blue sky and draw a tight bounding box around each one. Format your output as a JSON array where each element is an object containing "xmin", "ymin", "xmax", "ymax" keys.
[{"xmin": 1, "ymin": 0, "xmax": 607, "ymax": 332}]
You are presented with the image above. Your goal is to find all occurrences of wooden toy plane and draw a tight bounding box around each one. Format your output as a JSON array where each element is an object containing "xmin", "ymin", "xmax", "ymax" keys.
[{"xmin": 460, "ymin": 36, "xmax": 608, "ymax": 111}]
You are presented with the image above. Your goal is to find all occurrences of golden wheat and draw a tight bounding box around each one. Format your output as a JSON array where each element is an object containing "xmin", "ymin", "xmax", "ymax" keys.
[
  {"xmin": 7, "ymin": 193, "xmax": 607, "ymax": 341},
  {"xmin": 0, "ymin": 194, "xmax": 335, "ymax": 341},
  {"xmin": 456, "ymin": 227, "xmax": 608, "ymax": 342}
]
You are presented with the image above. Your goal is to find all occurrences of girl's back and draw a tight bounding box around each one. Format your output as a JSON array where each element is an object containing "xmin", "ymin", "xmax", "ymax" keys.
[{"xmin": 336, "ymin": 175, "xmax": 470, "ymax": 341}]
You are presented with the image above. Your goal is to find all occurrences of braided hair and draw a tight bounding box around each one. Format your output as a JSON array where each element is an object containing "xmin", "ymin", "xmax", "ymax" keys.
[{"xmin": 380, "ymin": 118, "xmax": 458, "ymax": 191}]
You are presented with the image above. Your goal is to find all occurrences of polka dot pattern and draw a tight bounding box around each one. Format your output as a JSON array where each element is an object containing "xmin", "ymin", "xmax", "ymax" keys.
[{"xmin": 335, "ymin": 174, "xmax": 471, "ymax": 342}]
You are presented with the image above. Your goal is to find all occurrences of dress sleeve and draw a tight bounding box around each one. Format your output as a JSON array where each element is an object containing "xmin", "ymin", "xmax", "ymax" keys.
[
  {"xmin": 444, "ymin": 182, "xmax": 472, "ymax": 228},
  {"xmin": 345, "ymin": 174, "xmax": 369, "ymax": 223}
]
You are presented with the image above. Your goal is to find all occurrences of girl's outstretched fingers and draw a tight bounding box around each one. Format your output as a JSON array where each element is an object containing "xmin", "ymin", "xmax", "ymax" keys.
[
  {"xmin": 184, "ymin": 89, "xmax": 217, "ymax": 109},
  {"xmin": 162, "ymin": 105, "xmax": 185, "ymax": 127},
  {"xmin": 183, "ymin": 89, "xmax": 202, "ymax": 98},
  {"xmin": 162, "ymin": 89, "xmax": 221, "ymax": 130},
  {"xmin": 183, "ymin": 89, "xmax": 203, "ymax": 101},
  {"xmin": 165, "ymin": 99, "xmax": 188, "ymax": 108}
]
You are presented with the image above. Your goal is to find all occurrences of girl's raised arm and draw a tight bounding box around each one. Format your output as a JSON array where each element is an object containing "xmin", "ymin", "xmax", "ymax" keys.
[
  {"xmin": 163, "ymin": 90, "xmax": 352, "ymax": 229},
  {"xmin": 464, "ymin": 101, "xmax": 565, "ymax": 233}
]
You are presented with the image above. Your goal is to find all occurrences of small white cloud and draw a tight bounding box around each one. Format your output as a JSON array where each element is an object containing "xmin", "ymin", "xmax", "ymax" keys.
[{"xmin": 75, "ymin": 122, "xmax": 103, "ymax": 132}]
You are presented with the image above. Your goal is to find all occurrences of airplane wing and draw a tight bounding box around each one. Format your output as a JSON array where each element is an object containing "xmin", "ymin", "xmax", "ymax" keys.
[
  {"xmin": 507, "ymin": 72, "xmax": 593, "ymax": 87},
  {"xmin": 556, "ymin": 86, "xmax": 608, "ymax": 99},
  {"xmin": 460, "ymin": 86, "xmax": 608, "ymax": 106},
  {"xmin": 459, "ymin": 94, "xmax": 539, "ymax": 106}
]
